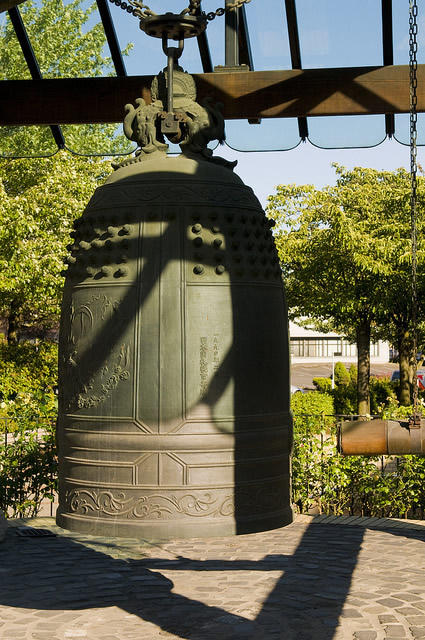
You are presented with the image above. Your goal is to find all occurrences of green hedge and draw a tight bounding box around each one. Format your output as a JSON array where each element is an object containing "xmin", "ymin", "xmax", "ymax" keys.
[{"xmin": 0, "ymin": 341, "xmax": 58, "ymax": 421}]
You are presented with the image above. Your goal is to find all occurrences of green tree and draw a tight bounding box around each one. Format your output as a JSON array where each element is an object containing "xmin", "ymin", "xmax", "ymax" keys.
[
  {"xmin": 267, "ymin": 165, "xmax": 425, "ymax": 413},
  {"xmin": 0, "ymin": 153, "xmax": 110, "ymax": 341},
  {"xmin": 1, "ymin": 0, "xmax": 132, "ymax": 155},
  {"xmin": 0, "ymin": 0, "xmax": 133, "ymax": 341}
]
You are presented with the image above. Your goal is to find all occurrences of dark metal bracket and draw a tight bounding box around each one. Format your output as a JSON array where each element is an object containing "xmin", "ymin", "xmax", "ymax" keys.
[
  {"xmin": 382, "ymin": 0, "xmax": 395, "ymax": 137},
  {"xmin": 160, "ymin": 35, "xmax": 184, "ymax": 138},
  {"xmin": 8, "ymin": 6, "xmax": 65, "ymax": 149},
  {"xmin": 96, "ymin": 0, "xmax": 127, "ymax": 77},
  {"xmin": 284, "ymin": 0, "xmax": 308, "ymax": 141}
]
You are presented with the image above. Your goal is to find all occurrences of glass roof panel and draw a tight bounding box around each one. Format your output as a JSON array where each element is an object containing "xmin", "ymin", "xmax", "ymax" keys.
[
  {"xmin": 393, "ymin": 1, "xmax": 425, "ymax": 66},
  {"xmin": 308, "ymin": 115, "xmax": 386, "ymax": 149},
  {"xmin": 394, "ymin": 114, "xmax": 425, "ymax": 147},
  {"xmin": 110, "ymin": 0, "xmax": 208, "ymax": 76},
  {"xmin": 110, "ymin": 0, "xmax": 291, "ymax": 77},
  {"xmin": 243, "ymin": 0, "xmax": 292, "ymax": 71},
  {"xmin": 2, "ymin": 0, "xmax": 422, "ymax": 155},
  {"xmin": 37, "ymin": 0, "xmax": 110, "ymax": 78},
  {"xmin": 1, "ymin": 0, "xmax": 114, "ymax": 80},
  {"xmin": 1, "ymin": 12, "xmax": 31, "ymax": 80},
  {"xmin": 296, "ymin": 0, "xmax": 382, "ymax": 69},
  {"xmin": 225, "ymin": 118, "xmax": 300, "ymax": 151}
]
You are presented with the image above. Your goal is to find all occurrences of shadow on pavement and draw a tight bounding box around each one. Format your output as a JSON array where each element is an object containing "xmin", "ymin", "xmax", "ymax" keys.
[
  {"xmin": 2, "ymin": 520, "xmax": 425, "ymax": 639},
  {"xmin": 0, "ymin": 525, "xmax": 372, "ymax": 640}
]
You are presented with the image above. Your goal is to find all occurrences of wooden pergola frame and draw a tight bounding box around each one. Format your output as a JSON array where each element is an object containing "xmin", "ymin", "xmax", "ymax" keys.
[
  {"xmin": 0, "ymin": 0, "xmax": 423, "ymax": 142},
  {"xmin": 1, "ymin": 66, "xmax": 424, "ymax": 126}
]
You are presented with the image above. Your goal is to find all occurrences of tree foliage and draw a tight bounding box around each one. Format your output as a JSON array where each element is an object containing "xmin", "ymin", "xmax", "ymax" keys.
[
  {"xmin": 267, "ymin": 165, "xmax": 425, "ymax": 412},
  {"xmin": 0, "ymin": 0, "xmax": 133, "ymax": 339},
  {"xmin": 1, "ymin": 0, "xmax": 132, "ymax": 155},
  {"xmin": 0, "ymin": 153, "xmax": 111, "ymax": 340},
  {"xmin": 313, "ymin": 363, "xmax": 397, "ymax": 415}
]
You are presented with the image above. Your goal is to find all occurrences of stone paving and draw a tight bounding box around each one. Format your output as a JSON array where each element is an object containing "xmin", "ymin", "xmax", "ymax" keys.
[{"xmin": 1, "ymin": 515, "xmax": 425, "ymax": 640}]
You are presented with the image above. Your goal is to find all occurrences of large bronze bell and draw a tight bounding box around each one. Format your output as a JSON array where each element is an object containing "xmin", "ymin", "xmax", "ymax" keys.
[{"xmin": 56, "ymin": 67, "xmax": 292, "ymax": 538}]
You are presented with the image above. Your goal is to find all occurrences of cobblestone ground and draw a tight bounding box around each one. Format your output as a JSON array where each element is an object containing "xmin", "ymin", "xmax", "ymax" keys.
[{"xmin": 1, "ymin": 516, "xmax": 425, "ymax": 639}]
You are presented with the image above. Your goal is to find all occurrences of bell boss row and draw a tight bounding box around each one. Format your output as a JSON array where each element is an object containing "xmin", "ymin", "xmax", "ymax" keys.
[{"xmin": 2, "ymin": 65, "xmax": 424, "ymax": 126}]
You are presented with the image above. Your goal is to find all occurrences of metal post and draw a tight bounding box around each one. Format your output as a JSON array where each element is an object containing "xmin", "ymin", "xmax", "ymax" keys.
[
  {"xmin": 162, "ymin": 36, "xmax": 184, "ymax": 115},
  {"xmin": 167, "ymin": 49, "xmax": 174, "ymax": 113},
  {"xmin": 225, "ymin": 0, "xmax": 239, "ymax": 66}
]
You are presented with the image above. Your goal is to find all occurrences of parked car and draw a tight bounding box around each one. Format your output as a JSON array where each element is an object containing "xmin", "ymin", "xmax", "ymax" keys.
[
  {"xmin": 391, "ymin": 369, "xmax": 425, "ymax": 390},
  {"xmin": 291, "ymin": 385, "xmax": 305, "ymax": 394}
]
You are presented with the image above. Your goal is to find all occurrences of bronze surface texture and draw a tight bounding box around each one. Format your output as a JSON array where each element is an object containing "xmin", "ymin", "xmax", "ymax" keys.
[{"xmin": 57, "ymin": 150, "xmax": 291, "ymax": 538}]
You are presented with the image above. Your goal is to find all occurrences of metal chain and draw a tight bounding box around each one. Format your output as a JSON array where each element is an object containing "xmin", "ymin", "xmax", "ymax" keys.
[
  {"xmin": 107, "ymin": 0, "xmax": 153, "ymax": 19},
  {"xmin": 409, "ymin": 0, "xmax": 419, "ymax": 416},
  {"xmin": 109, "ymin": 0, "xmax": 252, "ymax": 22},
  {"xmin": 188, "ymin": 0, "xmax": 252, "ymax": 21}
]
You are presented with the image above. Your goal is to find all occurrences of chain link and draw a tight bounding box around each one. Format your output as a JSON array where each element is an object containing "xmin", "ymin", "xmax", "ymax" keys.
[
  {"xmin": 107, "ymin": 0, "xmax": 153, "ymax": 19},
  {"xmin": 192, "ymin": 0, "xmax": 252, "ymax": 22},
  {"xmin": 410, "ymin": 0, "xmax": 419, "ymax": 415},
  {"xmin": 109, "ymin": 0, "xmax": 252, "ymax": 22}
]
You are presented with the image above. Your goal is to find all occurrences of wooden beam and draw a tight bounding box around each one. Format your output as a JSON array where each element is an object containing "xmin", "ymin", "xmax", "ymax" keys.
[
  {"xmin": 1, "ymin": 65, "xmax": 424, "ymax": 126},
  {"xmin": 0, "ymin": 0, "xmax": 27, "ymax": 12}
]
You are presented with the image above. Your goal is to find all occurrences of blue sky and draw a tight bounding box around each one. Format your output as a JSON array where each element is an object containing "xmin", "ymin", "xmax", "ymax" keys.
[
  {"xmin": 99, "ymin": 0, "xmax": 425, "ymax": 204},
  {"xmin": 219, "ymin": 140, "xmax": 424, "ymax": 208}
]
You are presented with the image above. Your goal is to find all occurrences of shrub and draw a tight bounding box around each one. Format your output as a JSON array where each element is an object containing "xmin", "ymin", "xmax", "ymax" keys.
[
  {"xmin": 314, "ymin": 363, "xmax": 398, "ymax": 415},
  {"xmin": 0, "ymin": 419, "xmax": 56, "ymax": 518},
  {"xmin": 0, "ymin": 341, "xmax": 58, "ymax": 517},
  {"xmin": 332, "ymin": 383, "xmax": 357, "ymax": 415},
  {"xmin": 334, "ymin": 361, "xmax": 350, "ymax": 386},
  {"xmin": 312, "ymin": 377, "xmax": 332, "ymax": 393},
  {"xmin": 348, "ymin": 364, "xmax": 357, "ymax": 384},
  {"xmin": 0, "ymin": 342, "xmax": 58, "ymax": 421},
  {"xmin": 291, "ymin": 391, "xmax": 334, "ymax": 514},
  {"xmin": 291, "ymin": 390, "xmax": 334, "ymax": 418},
  {"xmin": 292, "ymin": 400, "xmax": 425, "ymax": 519},
  {"xmin": 369, "ymin": 376, "xmax": 397, "ymax": 413}
]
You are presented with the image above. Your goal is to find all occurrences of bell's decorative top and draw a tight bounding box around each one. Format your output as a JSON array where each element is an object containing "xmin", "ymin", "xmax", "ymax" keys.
[{"xmin": 117, "ymin": 66, "xmax": 236, "ymax": 170}]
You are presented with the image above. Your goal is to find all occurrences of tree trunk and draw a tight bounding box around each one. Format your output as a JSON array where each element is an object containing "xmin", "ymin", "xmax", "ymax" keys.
[
  {"xmin": 398, "ymin": 329, "xmax": 413, "ymax": 406},
  {"xmin": 356, "ymin": 320, "xmax": 371, "ymax": 415},
  {"xmin": 7, "ymin": 303, "xmax": 20, "ymax": 345}
]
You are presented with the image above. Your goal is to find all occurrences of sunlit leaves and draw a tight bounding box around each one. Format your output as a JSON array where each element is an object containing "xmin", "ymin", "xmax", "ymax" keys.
[
  {"xmin": 267, "ymin": 165, "xmax": 425, "ymax": 411},
  {"xmin": 0, "ymin": 0, "xmax": 133, "ymax": 156},
  {"xmin": 267, "ymin": 165, "xmax": 425, "ymax": 336},
  {"xmin": 0, "ymin": 152, "xmax": 111, "ymax": 335}
]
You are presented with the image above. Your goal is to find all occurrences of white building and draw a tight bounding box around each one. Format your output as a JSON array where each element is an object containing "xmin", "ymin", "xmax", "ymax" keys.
[{"xmin": 289, "ymin": 320, "xmax": 390, "ymax": 364}]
